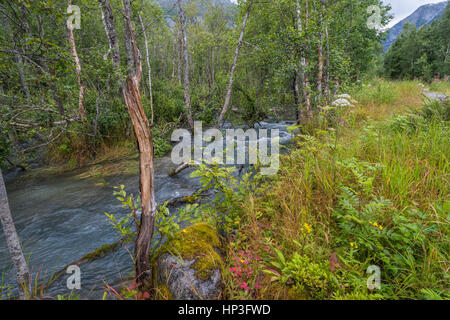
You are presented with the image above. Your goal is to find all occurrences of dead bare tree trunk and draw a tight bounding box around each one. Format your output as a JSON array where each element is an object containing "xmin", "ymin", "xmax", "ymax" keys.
[
  {"xmin": 216, "ymin": 0, "xmax": 253, "ymax": 128},
  {"xmin": 98, "ymin": 0, "xmax": 157, "ymax": 287},
  {"xmin": 67, "ymin": 0, "xmax": 86, "ymax": 122},
  {"xmin": 123, "ymin": 0, "xmax": 156, "ymax": 287},
  {"xmin": 138, "ymin": 13, "xmax": 154, "ymax": 126},
  {"xmin": 0, "ymin": 169, "xmax": 31, "ymax": 299},
  {"xmin": 177, "ymin": 0, "xmax": 194, "ymax": 128}
]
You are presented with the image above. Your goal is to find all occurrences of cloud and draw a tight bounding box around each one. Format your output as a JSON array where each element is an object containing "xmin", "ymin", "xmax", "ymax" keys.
[{"xmin": 383, "ymin": 0, "xmax": 447, "ymax": 27}]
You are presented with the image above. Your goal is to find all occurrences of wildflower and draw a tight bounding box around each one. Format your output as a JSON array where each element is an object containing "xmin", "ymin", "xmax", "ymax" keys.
[
  {"xmin": 301, "ymin": 222, "xmax": 312, "ymax": 234},
  {"xmin": 240, "ymin": 282, "xmax": 249, "ymax": 292},
  {"xmin": 350, "ymin": 242, "xmax": 358, "ymax": 249},
  {"xmin": 369, "ymin": 221, "xmax": 383, "ymax": 230},
  {"xmin": 332, "ymin": 98, "xmax": 352, "ymax": 107}
]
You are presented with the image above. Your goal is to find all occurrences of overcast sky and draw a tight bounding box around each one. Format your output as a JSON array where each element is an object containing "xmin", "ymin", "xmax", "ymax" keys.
[
  {"xmin": 229, "ymin": 0, "xmax": 447, "ymax": 28},
  {"xmin": 383, "ymin": 0, "xmax": 447, "ymax": 27}
]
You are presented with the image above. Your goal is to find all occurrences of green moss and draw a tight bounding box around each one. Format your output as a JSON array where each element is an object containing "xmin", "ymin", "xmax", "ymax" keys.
[
  {"xmin": 20, "ymin": 165, "xmax": 68, "ymax": 180},
  {"xmin": 81, "ymin": 242, "xmax": 120, "ymax": 261},
  {"xmin": 156, "ymin": 284, "xmax": 173, "ymax": 300},
  {"xmin": 18, "ymin": 153, "xmax": 140, "ymax": 184},
  {"xmin": 286, "ymin": 286, "xmax": 310, "ymax": 300},
  {"xmin": 181, "ymin": 195, "xmax": 196, "ymax": 203},
  {"xmin": 192, "ymin": 252, "xmax": 222, "ymax": 280},
  {"xmin": 122, "ymin": 161, "xmax": 139, "ymax": 175},
  {"xmin": 161, "ymin": 223, "xmax": 222, "ymax": 281}
]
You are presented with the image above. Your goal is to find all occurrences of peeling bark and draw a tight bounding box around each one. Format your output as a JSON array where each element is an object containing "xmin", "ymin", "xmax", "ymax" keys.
[
  {"xmin": 317, "ymin": 1, "xmax": 327, "ymax": 103},
  {"xmin": 98, "ymin": 0, "xmax": 157, "ymax": 287},
  {"xmin": 67, "ymin": 0, "xmax": 86, "ymax": 122},
  {"xmin": 177, "ymin": 29, "xmax": 182, "ymax": 85},
  {"xmin": 171, "ymin": 31, "xmax": 177, "ymax": 81},
  {"xmin": 177, "ymin": 0, "xmax": 194, "ymax": 128},
  {"xmin": 216, "ymin": 0, "xmax": 253, "ymax": 128},
  {"xmin": 123, "ymin": 0, "xmax": 156, "ymax": 285},
  {"xmin": 324, "ymin": 23, "xmax": 331, "ymax": 102},
  {"xmin": 99, "ymin": 0, "xmax": 120, "ymax": 69},
  {"xmin": 295, "ymin": 0, "xmax": 312, "ymax": 121},
  {"xmin": 138, "ymin": 13, "xmax": 154, "ymax": 126},
  {"xmin": 0, "ymin": 169, "xmax": 31, "ymax": 299}
]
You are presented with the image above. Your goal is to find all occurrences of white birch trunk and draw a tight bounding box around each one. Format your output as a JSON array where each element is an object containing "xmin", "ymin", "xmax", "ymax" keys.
[
  {"xmin": 216, "ymin": 0, "xmax": 253, "ymax": 128},
  {"xmin": 0, "ymin": 169, "xmax": 31, "ymax": 299}
]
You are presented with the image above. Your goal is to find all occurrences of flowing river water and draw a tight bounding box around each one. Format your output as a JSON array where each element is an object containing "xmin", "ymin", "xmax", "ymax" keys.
[{"xmin": 0, "ymin": 121, "xmax": 295, "ymax": 299}]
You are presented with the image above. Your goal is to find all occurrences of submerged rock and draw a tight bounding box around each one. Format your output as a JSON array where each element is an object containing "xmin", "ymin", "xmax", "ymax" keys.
[{"xmin": 157, "ymin": 223, "xmax": 223, "ymax": 300}]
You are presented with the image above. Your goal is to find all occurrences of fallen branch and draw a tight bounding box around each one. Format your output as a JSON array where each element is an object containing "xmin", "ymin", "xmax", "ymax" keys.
[
  {"xmin": 168, "ymin": 161, "xmax": 201, "ymax": 177},
  {"xmin": 9, "ymin": 116, "xmax": 80, "ymax": 128},
  {"xmin": 4, "ymin": 157, "xmax": 26, "ymax": 171}
]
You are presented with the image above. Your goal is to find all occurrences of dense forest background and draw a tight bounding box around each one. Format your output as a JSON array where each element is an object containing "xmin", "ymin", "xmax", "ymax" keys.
[
  {"xmin": 0, "ymin": 0, "xmax": 394, "ymax": 169},
  {"xmin": 384, "ymin": 3, "xmax": 450, "ymax": 80}
]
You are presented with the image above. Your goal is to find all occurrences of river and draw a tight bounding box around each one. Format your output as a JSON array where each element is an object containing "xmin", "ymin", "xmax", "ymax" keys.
[{"xmin": 0, "ymin": 121, "xmax": 294, "ymax": 299}]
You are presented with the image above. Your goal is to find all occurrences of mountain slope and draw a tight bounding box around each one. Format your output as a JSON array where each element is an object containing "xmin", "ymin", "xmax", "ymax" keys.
[
  {"xmin": 383, "ymin": 1, "xmax": 448, "ymax": 51},
  {"xmin": 157, "ymin": 0, "xmax": 234, "ymax": 13}
]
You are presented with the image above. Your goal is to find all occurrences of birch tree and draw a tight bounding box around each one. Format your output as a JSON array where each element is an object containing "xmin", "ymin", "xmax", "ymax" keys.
[
  {"xmin": 67, "ymin": 0, "xmax": 86, "ymax": 122},
  {"xmin": 317, "ymin": 0, "xmax": 325, "ymax": 103},
  {"xmin": 138, "ymin": 13, "xmax": 154, "ymax": 126},
  {"xmin": 177, "ymin": 0, "xmax": 194, "ymax": 129},
  {"xmin": 0, "ymin": 169, "xmax": 31, "ymax": 299},
  {"xmin": 295, "ymin": 0, "xmax": 312, "ymax": 122},
  {"xmin": 216, "ymin": 0, "xmax": 253, "ymax": 128}
]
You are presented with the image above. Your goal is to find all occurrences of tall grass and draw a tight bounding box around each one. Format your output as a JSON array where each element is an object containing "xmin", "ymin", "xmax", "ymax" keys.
[
  {"xmin": 218, "ymin": 82, "xmax": 449, "ymax": 300},
  {"xmin": 428, "ymin": 81, "xmax": 450, "ymax": 96}
]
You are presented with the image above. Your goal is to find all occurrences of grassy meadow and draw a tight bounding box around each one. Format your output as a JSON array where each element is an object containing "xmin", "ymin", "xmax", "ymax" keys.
[{"xmin": 214, "ymin": 80, "xmax": 449, "ymax": 300}]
